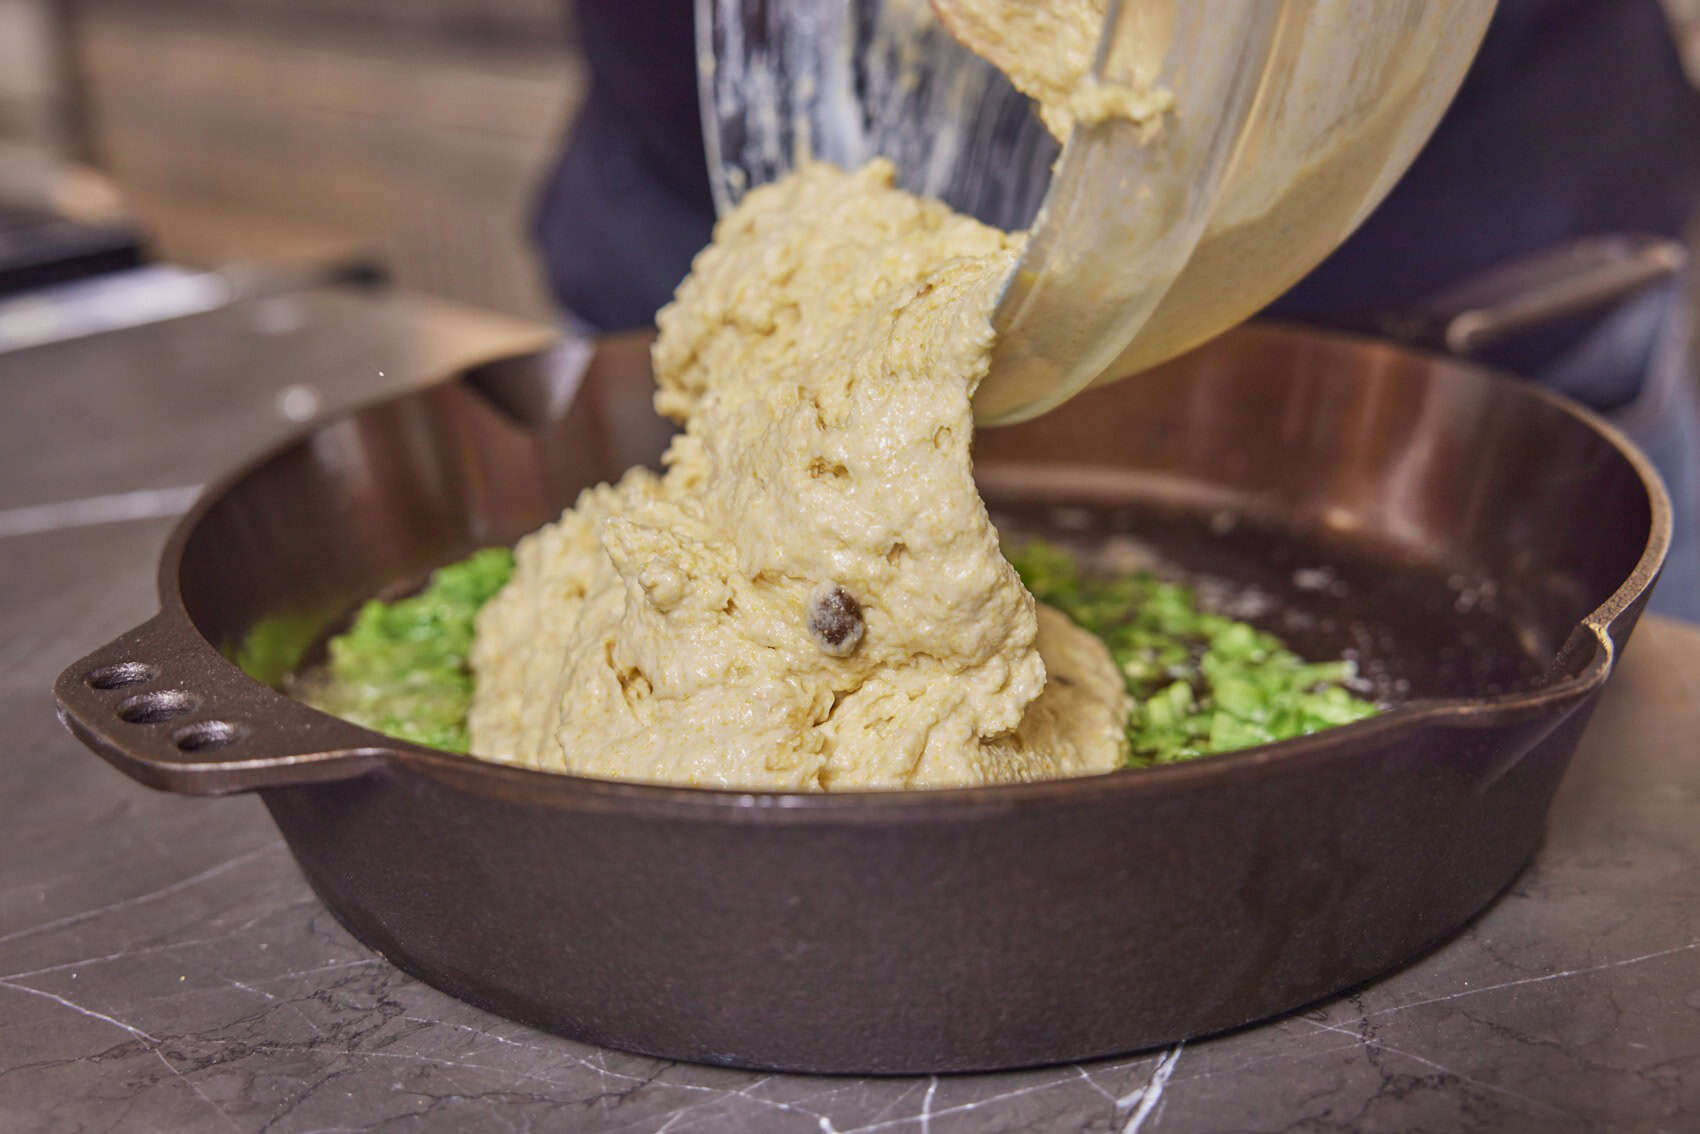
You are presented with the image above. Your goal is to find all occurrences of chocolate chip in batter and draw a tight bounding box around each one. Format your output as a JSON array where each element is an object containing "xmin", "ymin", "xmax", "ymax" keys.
[{"xmin": 807, "ymin": 583, "xmax": 865, "ymax": 656}]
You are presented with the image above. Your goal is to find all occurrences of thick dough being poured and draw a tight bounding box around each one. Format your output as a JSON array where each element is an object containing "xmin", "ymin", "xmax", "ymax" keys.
[
  {"xmin": 932, "ymin": 0, "xmax": 1172, "ymax": 140},
  {"xmin": 469, "ymin": 160, "xmax": 1129, "ymax": 789}
]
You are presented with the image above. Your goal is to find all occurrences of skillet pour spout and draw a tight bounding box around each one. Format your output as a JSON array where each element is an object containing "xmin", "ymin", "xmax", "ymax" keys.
[{"xmin": 54, "ymin": 324, "xmax": 1669, "ymax": 1073}]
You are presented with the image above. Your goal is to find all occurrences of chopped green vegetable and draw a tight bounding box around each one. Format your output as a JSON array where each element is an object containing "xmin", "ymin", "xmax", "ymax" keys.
[
  {"xmin": 308, "ymin": 547, "xmax": 514, "ymax": 753},
  {"xmin": 306, "ymin": 536, "xmax": 1375, "ymax": 767},
  {"xmin": 232, "ymin": 610, "xmax": 323, "ymax": 688},
  {"xmin": 1006, "ymin": 537, "xmax": 1379, "ymax": 766}
]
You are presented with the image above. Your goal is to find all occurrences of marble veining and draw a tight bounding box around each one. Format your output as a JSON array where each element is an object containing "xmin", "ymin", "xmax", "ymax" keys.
[{"xmin": 4, "ymin": 291, "xmax": 1698, "ymax": 1132}]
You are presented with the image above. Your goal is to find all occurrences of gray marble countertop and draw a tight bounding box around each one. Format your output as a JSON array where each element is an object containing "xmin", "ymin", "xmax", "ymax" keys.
[{"xmin": 3, "ymin": 290, "xmax": 1698, "ymax": 1133}]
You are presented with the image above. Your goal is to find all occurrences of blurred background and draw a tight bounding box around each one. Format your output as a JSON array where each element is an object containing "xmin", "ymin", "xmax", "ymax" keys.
[
  {"xmin": 5, "ymin": 1, "xmax": 1700, "ymax": 320},
  {"xmin": 7, "ymin": 0, "xmax": 1700, "ymax": 342},
  {"xmin": 0, "ymin": 0, "xmax": 581, "ymax": 320},
  {"xmin": 2, "ymin": 0, "xmax": 1699, "ymax": 617}
]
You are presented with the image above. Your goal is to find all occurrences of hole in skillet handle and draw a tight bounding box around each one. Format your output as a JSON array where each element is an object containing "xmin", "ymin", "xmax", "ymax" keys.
[
  {"xmin": 57, "ymin": 612, "xmax": 394, "ymax": 794},
  {"xmin": 116, "ymin": 689, "xmax": 198, "ymax": 724},
  {"xmin": 86, "ymin": 662, "xmax": 157, "ymax": 690},
  {"xmin": 172, "ymin": 720, "xmax": 246, "ymax": 752}
]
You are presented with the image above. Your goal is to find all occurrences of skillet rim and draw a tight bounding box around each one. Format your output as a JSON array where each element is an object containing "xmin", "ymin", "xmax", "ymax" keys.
[{"xmin": 128, "ymin": 322, "xmax": 1676, "ymax": 816}]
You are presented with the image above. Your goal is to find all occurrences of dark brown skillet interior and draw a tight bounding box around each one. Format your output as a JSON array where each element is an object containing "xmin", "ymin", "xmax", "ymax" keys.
[
  {"xmin": 192, "ymin": 322, "xmax": 1646, "ymax": 719},
  {"xmin": 992, "ymin": 500, "xmax": 1546, "ymax": 707},
  {"xmin": 290, "ymin": 494, "xmax": 1549, "ymax": 719}
]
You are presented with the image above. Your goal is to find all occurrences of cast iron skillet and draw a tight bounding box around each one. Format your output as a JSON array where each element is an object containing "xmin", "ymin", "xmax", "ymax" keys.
[{"xmin": 55, "ymin": 324, "xmax": 1668, "ymax": 1074}]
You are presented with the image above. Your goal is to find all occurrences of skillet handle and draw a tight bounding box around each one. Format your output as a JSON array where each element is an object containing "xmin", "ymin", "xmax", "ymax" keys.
[
  {"xmin": 1385, "ymin": 234, "xmax": 1686, "ymax": 356},
  {"xmin": 54, "ymin": 612, "xmax": 387, "ymax": 796}
]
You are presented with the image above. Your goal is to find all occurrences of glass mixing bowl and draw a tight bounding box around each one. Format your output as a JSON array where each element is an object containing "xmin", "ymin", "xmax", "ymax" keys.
[{"xmin": 699, "ymin": 0, "xmax": 1497, "ymax": 422}]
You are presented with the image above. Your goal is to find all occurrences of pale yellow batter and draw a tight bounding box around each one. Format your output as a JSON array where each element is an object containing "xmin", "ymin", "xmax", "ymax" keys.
[
  {"xmin": 469, "ymin": 160, "xmax": 1129, "ymax": 789},
  {"xmin": 932, "ymin": 0, "xmax": 1172, "ymax": 139}
]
